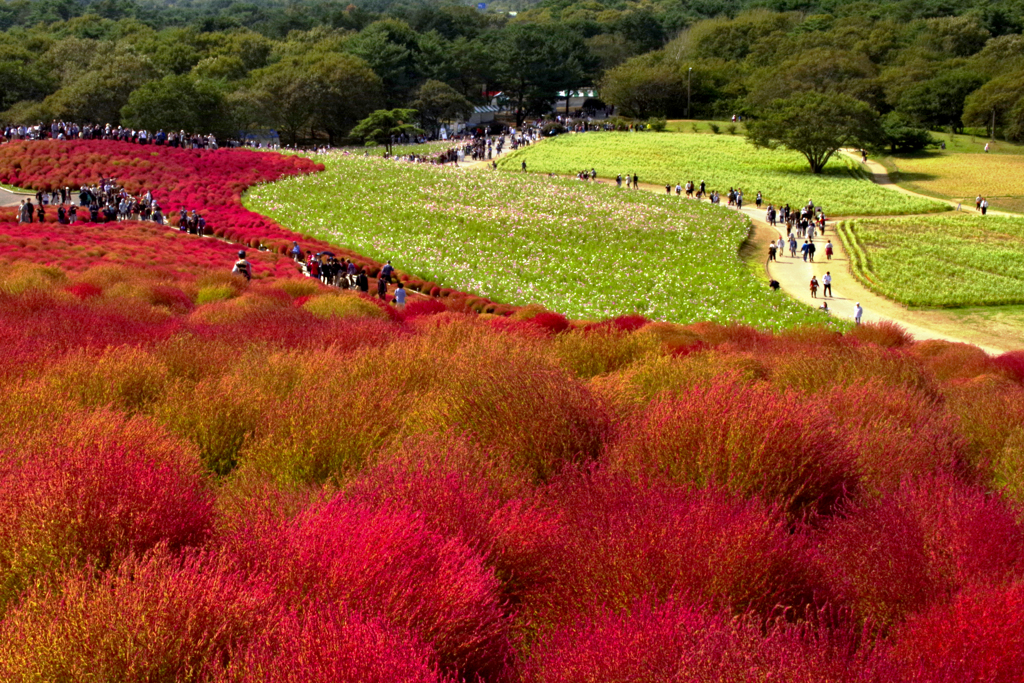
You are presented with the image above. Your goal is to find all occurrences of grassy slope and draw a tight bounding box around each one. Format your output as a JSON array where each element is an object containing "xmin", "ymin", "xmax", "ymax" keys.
[
  {"xmin": 245, "ymin": 153, "xmax": 832, "ymax": 329},
  {"xmin": 498, "ymin": 132, "xmax": 946, "ymax": 216},
  {"xmin": 886, "ymin": 135, "xmax": 1024, "ymax": 214},
  {"xmin": 841, "ymin": 213, "xmax": 1024, "ymax": 308}
]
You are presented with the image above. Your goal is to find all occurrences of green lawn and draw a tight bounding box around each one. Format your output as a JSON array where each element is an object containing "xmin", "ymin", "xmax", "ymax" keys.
[
  {"xmin": 499, "ymin": 133, "xmax": 946, "ymax": 216},
  {"xmin": 840, "ymin": 213, "xmax": 1024, "ymax": 308},
  {"xmin": 245, "ymin": 153, "xmax": 834, "ymax": 329}
]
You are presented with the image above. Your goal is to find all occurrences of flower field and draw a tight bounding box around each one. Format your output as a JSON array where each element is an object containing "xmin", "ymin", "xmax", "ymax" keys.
[
  {"xmin": 246, "ymin": 153, "xmax": 828, "ymax": 329},
  {"xmin": 498, "ymin": 133, "xmax": 947, "ymax": 216},
  {"xmin": 840, "ymin": 213, "xmax": 1024, "ymax": 307},
  {"xmin": 2, "ymin": 139, "xmax": 1024, "ymax": 681},
  {"xmin": 1, "ymin": 260, "xmax": 1024, "ymax": 680}
]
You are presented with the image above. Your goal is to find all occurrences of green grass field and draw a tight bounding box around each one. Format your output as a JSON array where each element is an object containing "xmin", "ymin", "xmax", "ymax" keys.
[
  {"xmin": 839, "ymin": 213, "xmax": 1024, "ymax": 308},
  {"xmin": 246, "ymin": 153, "xmax": 834, "ymax": 329},
  {"xmin": 499, "ymin": 133, "xmax": 947, "ymax": 216}
]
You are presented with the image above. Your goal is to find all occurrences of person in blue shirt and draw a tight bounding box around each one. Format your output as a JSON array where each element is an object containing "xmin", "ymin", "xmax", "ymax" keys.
[{"xmin": 394, "ymin": 281, "xmax": 406, "ymax": 309}]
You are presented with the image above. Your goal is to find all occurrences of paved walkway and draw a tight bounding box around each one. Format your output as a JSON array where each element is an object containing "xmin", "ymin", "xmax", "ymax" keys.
[{"xmin": 0, "ymin": 187, "xmax": 31, "ymax": 207}]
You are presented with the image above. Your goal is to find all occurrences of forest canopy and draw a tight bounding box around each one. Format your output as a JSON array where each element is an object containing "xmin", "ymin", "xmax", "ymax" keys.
[{"xmin": 1, "ymin": 0, "xmax": 1023, "ymax": 142}]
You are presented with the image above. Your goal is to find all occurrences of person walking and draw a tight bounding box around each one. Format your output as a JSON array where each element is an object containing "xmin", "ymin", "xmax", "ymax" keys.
[
  {"xmin": 801, "ymin": 240, "xmax": 810, "ymax": 262},
  {"xmin": 825, "ymin": 240, "xmax": 833, "ymax": 260},
  {"xmin": 377, "ymin": 273, "xmax": 388, "ymax": 300},
  {"xmin": 290, "ymin": 241, "xmax": 301, "ymax": 261},
  {"xmin": 789, "ymin": 235, "xmax": 798, "ymax": 258},
  {"xmin": 521, "ymin": 160, "xmax": 527, "ymax": 172},
  {"xmin": 823, "ymin": 271, "xmax": 832, "ymax": 297},
  {"xmin": 810, "ymin": 275, "xmax": 819, "ymax": 298},
  {"xmin": 232, "ymin": 250, "xmax": 252, "ymax": 281},
  {"xmin": 632, "ymin": 173, "xmax": 638, "ymax": 189},
  {"xmin": 808, "ymin": 241, "xmax": 816, "ymax": 261},
  {"xmin": 854, "ymin": 302, "xmax": 864, "ymax": 325},
  {"xmin": 981, "ymin": 198, "xmax": 989, "ymax": 215},
  {"xmin": 393, "ymin": 281, "xmax": 406, "ymax": 309},
  {"xmin": 768, "ymin": 242, "xmax": 777, "ymax": 261}
]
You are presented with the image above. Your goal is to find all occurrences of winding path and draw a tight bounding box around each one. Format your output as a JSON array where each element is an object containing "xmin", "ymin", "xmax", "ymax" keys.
[{"xmin": 496, "ymin": 143, "xmax": 1014, "ymax": 352}]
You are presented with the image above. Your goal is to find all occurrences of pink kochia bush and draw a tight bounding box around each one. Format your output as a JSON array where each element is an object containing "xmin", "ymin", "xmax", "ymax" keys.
[
  {"xmin": 220, "ymin": 601, "xmax": 450, "ymax": 683},
  {"xmin": 0, "ymin": 548, "xmax": 276, "ymax": 681},
  {"xmin": 523, "ymin": 597, "xmax": 877, "ymax": 683},
  {"xmin": 523, "ymin": 472, "xmax": 819, "ymax": 627},
  {"xmin": 0, "ymin": 410, "xmax": 214, "ymax": 608},
  {"xmin": 219, "ymin": 496, "xmax": 511, "ymax": 680},
  {"xmin": 886, "ymin": 582, "xmax": 1024, "ymax": 682},
  {"xmin": 813, "ymin": 475, "xmax": 1024, "ymax": 632}
]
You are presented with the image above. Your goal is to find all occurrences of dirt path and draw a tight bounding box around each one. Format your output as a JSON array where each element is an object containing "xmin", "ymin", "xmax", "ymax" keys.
[
  {"xmin": 838, "ymin": 150, "xmax": 1015, "ymax": 217},
  {"xmin": 521, "ymin": 169, "xmax": 1011, "ymax": 352}
]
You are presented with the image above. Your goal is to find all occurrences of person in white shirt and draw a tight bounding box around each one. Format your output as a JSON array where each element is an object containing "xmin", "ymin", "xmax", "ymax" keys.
[
  {"xmin": 854, "ymin": 303, "xmax": 863, "ymax": 325},
  {"xmin": 822, "ymin": 272, "xmax": 832, "ymax": 297}
]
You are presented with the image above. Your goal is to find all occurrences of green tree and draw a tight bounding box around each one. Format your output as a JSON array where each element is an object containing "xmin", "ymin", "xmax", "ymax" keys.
[
  {"xmin": 879, "ymin": 111, "xmax": 935, "ymax": 152},
  {"xmin": 349, "ymin": 108, "xmax": 422, "ymax": 155},
  {"xmin": 897, "ymin": 70, "xmax": 984, "ymax": 131},
  {"xmin": 962, "ymin": 69, "xmax": 1024, "ymax": 138},
  {"xmin": 41, "ymin": 45, "xmax": 157, "ymax": 123},
  {"xmin": 243, "ymin": 52, "xmax": 382, "ymax": 145},
  {"xmin": 492, "ymin": 23, "xmax": 596, "ymax": 127},
  {"xmin": 121, "ymin": 74, "xmax": 235, "ymax": 138},
  {"xmin": 412, "ymin": 79, "xmax": 472, "ymax": 137},
  {"xmin": 599, "ymin": 52, "xmax": 683, "ymax": 118},
  {"xmin": 345, "ymin": 18, "xmax": 422, "ymax": 107},
  {"xmin": 746, "ymin": 91, "xmax": 882, "ymax": 174}
]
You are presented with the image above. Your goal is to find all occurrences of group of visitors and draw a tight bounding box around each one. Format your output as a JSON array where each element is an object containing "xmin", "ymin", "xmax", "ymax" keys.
[
  {"xmin": 294, "ymin": 249, "xmax": 407, "ymax": 308},
  {"xmin": 3, "ymin": 121, "xmax": 219, "ymax": 149},
  {"xmin": 16, "ymin": 177, "xmax": 167, "ymax": 226},
  {"xmin": 975, "ymin": 195, "xmax": 990, "ymax": 215}
]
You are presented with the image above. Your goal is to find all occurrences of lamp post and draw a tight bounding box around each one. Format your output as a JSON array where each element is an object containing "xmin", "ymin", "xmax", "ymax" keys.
[{"xmin": 687, "ymin": 67, "xmax": 692, "ymax": 119}]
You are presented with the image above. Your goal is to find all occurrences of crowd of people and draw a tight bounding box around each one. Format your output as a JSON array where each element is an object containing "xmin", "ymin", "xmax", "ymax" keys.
[
  {"xmin": 3, "ymin": 121, "xmax": 220, "ymax": 149},
  {"xmin": 298, "ymin": 249, "xmax": 407, "ymax": 307},
  {"xmin": 16, "ymin": 178, "xmax": 170, "ymax": 226}
]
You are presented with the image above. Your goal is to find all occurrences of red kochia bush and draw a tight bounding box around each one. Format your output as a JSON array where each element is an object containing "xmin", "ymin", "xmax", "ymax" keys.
[
  {"xmin": 826, "ymin": 381, "xmax": 966, "ymax": 493},
  {"xmin": 525, "ymin": 472, "xmax": 818, "ymax": 627},
  {"xmin": 606, "ymin": 381, "xmax": 855, "ymax": 516},
  {"xmin": 524, "ymin": 597, "xmax": 876, "ymax": 683},
  {"xmin": 0, "ymin": 410, "xmax": 214, "ymax": 607},
  {"xmin": 347, "ymin": 435, "xmax": 562, "ymax": 605},
  {"xmin": 887, "ymin": 582, "xmax": 1024, "ymax": 682},
  {"xmin": 993, "ymin": 350, "xmax": 1024, "ymax": 383},
  {"xmin": 0, "ymin": 549, "xmax": 277, "ymax": 681},
  {"xmin": 220, "ymin": 497, "xmax": 511, "ymax": 679},
  {"xmin": 220, "ymin": 601, "xmax": 449, "ymax": 683},
  {"xmin": 814, "ymin": 475, "xmax": 1024, "ymax": 632}
]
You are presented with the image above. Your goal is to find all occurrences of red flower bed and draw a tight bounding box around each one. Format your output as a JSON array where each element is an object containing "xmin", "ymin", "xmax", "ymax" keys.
[{"xmin": 0, "ymin": 140, "xmax": 496, "ymax": 304}]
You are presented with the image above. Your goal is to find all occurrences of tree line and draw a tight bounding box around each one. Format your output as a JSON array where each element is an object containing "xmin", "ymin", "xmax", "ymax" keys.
[{"xmin": 1, "ymin": 0, "xmax": 1023, "ymax": 145}]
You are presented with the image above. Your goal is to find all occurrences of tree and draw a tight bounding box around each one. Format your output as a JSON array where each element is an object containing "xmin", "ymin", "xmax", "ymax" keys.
[
  {"xmin": 962, "ymin": 69, "xmax": 1024, "ymax": 138},
  {"xmin": 349, "ymin": 108, "xmax": 422, "ymax": 155},
  {"xmin": 599, "ymin": 53, "xmax": 683, "ymax": 118},
  {"xmin": 121, "ymin": 75, "xmax": 235, "ymax": 138},
  {"xmin": 412, "ymin": 79, "xmax": 472, "ymax": 137},
  {"xmin": 898, "ymin": 70, "xmax": 984, "ymax": 131},
  {"xmin": 244, "ymin": 52, "xmax": 382, "ymax": 145},
  {"xmin": 492, "ymin": 23, "xmax": 596, "ymax": 127},
  {"xmin": 879, "ymin": 111, "xmax": 935, "ymax": 153},
  {"xmin": 746, "ymin": 91, "xmax": 882, "ymax": 174}
]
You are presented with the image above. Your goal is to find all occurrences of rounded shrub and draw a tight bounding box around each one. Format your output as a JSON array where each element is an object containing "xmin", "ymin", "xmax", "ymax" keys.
[
  {"xmin": 0, "ymin": 410, "xmax": 214, "ymax": 609},
  {"xmin": 606, "ymin": 381, "xmax": 855, "ymax": 516}
]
